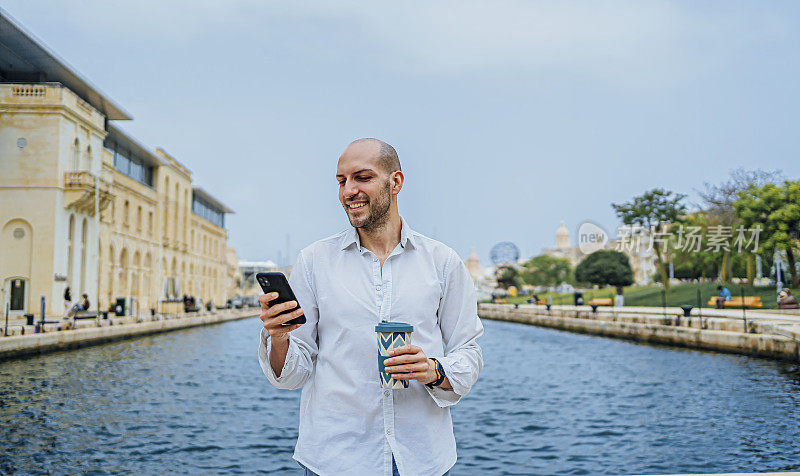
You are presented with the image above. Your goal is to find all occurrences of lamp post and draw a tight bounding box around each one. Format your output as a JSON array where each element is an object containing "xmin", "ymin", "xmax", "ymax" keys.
[{"xmin": 94, "ymin": 168, "xmax": 100, "ymax": 318}]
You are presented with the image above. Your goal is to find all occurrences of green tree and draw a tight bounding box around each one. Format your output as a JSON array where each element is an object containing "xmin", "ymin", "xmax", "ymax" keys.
[
  {"xmin": 495, "ymin": 265, "xmax": 523, "ymax": 289},
  {"xmin": 669, "ymin": 212, "xmax": 727, "ymax": 281},
  {"xmin": 735, "ymin": 180, "xmax": 800, "ymax": 288},
  {"xmin": 612, "ymin": 188, "xmax": 687, "ymax": 292},
  {"xmin": 697, "ymin": 168, "xmax": 783, "ymax": 283},
  {"xmin": 575, "ymin": 250, "xmax": 634, "ymax": 293},
  {"xmin": 519, "ymin": 255, "xmax": 573, "ymax": 286}
]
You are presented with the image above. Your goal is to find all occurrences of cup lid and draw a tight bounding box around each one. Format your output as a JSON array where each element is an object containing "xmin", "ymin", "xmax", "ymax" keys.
[{"xmin": 374, "ymin": 320, "xmax": 413, "ymax": 333}]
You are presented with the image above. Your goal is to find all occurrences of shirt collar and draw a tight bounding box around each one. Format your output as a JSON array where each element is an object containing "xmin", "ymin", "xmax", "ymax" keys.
[{"xmin": 340, "ymin": 215, "xmax": 415, "ymax": 252}]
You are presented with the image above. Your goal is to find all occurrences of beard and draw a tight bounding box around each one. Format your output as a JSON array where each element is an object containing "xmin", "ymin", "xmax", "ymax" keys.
[{"xmin": 347, "ymin": 177, "xmax": 392, "ymax": 232}]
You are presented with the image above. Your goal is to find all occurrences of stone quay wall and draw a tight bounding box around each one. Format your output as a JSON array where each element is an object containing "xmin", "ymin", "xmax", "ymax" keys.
[
  {"xmin": 479, "ymin": 303, "xmax": 800, "ymax": 363},
  {"xmin": 0, "ymin": 310, "xmax": 259, "ymax": 361}
]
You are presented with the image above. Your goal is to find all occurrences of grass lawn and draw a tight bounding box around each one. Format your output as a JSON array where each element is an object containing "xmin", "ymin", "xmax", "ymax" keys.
[{"xmin": 495, "ymin": 282, "xmax": 798, "ymax": 310}]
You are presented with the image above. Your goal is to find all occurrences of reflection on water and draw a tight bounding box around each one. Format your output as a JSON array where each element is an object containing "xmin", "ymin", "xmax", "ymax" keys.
[{"xmin": 1, "ymin": 318, "xmax": 799, "ymax": 474}]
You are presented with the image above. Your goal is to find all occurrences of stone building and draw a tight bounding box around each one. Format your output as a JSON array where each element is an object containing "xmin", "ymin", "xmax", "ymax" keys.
[
  {"xmin": 464, "ymin": 247, "xmax": 483, "ymax": 283},
  {"xmin": 541, "ymin": 220, "xmax": 656, "ymax": 285},
  {"xmin": 0, "ymin": 11, "xmax": 236, "ymax": 318}
]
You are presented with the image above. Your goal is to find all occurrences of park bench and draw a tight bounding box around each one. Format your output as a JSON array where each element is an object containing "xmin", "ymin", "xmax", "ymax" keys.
[
  {"xmin": 72, "ymin": 311, "xmax": 100, "ymax": 326},
  {"xmin": 706, "ymin": 296, "xmax": 763, "ymax": 309},
  {"xmin": 588, "ymin": 298, "xmax": 614, "ymax": 306},
  {"xmin": 35, "ymin": 320, "xmax": 64, "ymax": 333}
]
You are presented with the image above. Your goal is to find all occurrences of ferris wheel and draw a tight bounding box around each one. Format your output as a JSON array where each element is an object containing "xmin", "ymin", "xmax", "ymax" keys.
[{"xmin": 489, "ymin": 242, "xmax": 520, "ymax": 266}]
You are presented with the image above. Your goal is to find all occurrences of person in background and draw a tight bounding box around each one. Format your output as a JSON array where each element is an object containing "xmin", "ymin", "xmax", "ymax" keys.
[
  {"xmin": 778, "ymin": 288, "xmax": 799, "ymax": 310},
  {"xmin": 63, "ymin": 286, "xmax": 72, "ymax": 318},
  {"xmin": 80, "ymin": 293, "xmax": 90, "ymax": 311},
  {"xmin": 716, "ymin": 285, "xmax": 732, "ymax": 309}
]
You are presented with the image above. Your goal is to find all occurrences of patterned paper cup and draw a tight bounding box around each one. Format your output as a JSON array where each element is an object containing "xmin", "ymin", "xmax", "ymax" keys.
[{"xmin": 375, "ymin": 320, "xmax": 414, "ymax": 389}]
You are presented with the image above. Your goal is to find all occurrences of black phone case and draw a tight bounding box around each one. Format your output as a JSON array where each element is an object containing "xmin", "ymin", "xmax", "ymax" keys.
[{"xmin": 256, "ymin": 272, "xmax": 307, "ymax": 325}]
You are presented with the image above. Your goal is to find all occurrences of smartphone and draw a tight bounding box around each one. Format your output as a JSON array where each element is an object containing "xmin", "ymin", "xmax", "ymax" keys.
[{"xmin": 256, "ymin": 272, "xmax": 306, "ymax": 326}]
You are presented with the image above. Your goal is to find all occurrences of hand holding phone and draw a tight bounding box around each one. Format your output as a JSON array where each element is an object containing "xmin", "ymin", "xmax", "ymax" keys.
[{"xmin": 257, "ymin": 273, "xmax": 306, "ymax": 341}]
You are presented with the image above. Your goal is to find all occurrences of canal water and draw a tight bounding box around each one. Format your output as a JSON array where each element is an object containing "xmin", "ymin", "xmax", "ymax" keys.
[{"xmin": 2, "ymin": 317, "xmax": 800, "ymax": 475}]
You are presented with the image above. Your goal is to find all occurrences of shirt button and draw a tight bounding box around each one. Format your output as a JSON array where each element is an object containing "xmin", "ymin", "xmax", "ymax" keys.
[
  {"xmin": 384, "ymin": 390, "xmax": 390, "ymax": 397},
  {"xmin": 386, "ymin": 428, "xmax": 391, "ymax": 435},
  {"xmin": 376, "ymin": 285, "xmax": 381, "ymax": 291}
]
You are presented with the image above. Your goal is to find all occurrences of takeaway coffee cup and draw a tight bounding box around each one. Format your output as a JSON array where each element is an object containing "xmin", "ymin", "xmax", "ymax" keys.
[{"xmin": 375, "ymin": 320, "xmax": 414, "ymax": 389}]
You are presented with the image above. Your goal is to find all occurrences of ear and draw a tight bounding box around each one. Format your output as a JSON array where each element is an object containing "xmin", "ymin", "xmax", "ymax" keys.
[{"xmin": 391, "ymin": 171, "xmax": 404, "ymax": 195}]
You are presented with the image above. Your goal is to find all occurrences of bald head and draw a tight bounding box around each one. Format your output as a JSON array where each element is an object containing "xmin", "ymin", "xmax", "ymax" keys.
[{"xmin": 349, "ymin": 138, "xmax": 401, "ymax": 176}]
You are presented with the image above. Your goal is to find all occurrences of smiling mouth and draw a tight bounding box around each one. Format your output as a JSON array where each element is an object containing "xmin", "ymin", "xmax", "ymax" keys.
[{"xmin": 347, "ymin": 201, "xmax": 367, "ymax": 210}]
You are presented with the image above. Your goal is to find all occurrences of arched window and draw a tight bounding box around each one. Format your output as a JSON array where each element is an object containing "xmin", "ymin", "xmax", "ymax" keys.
[
  {"xmin": 163, "ymin": 177, "xmax": 170, "ymax": 238},
  {"xmin": 174, "ymin": 183, "xmax": 180, "ymax": 240},
  {"xmin": 132, "ymin": 251, "xmax": 141, "ymax": 299},
  {"xmin": 123, "ymin": 200, "xmax": 130, "ymax": 228},
  {"xmin": 67, "ymin": 215, "xmax": 75, "ymax": 288},
  {"xmin": 72, "ymin": 139, "xmax": 80, "ymax": 170},
  {"xmin": 183, "ymin": 189, "xmax": 189, "ymax": 243},
  {"xmin": 85, "ymin": 145, "xmax": 92, "ymax": 171},
  {"xmin": 119, "ymin": 249, "xmax": 128, "ymax": 296},
  {"xmin": 108, "ymin": 244, "xmax": 115, "ymax": 302},
  {"xmin": 80, "ymin": 219, "xmax": 88, "ymax": 294},
  {"xmin": 136, "ymin": 206, "xmax": 143, "ymax": 231},
  {"xmin": 148, "ymin": 211, "xmax": 154, "ymax": 235},
  {"xmin": 144, "ymin": 253, "xmax": 152, "ymax": 303}
]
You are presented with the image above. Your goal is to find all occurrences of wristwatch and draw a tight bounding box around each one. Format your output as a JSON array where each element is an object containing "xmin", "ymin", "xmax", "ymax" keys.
[{"xmin": 425, "ymin": 358, "xmax": 446, "ymax": 388}]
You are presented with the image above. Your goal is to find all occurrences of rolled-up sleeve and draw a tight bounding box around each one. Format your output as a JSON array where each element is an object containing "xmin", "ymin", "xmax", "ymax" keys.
[
  {"xmin": 257, "ymin": 251, "xmax": 319, "ymax": 390},
  {"xmin": 425, "ymin": 249, "xmax": 484, "ymax": 407}
]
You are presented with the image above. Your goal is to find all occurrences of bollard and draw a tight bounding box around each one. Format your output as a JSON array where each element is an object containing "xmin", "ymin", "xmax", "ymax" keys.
[
  {"xmin": 546, "ymin": 304, "xmax": 551, "ymax": 312},
  {"xmin": 741, "ymin": 286, "xmax": 747, "ymax": 333},
  {"xmin": 590, "ymin": 304, "xmax": 599, "ymax": 315},
  {"xmin": 40, "ymin": 296, "xmax": 46, "ymax": 333},
  {"xmin": 696, "ymin": 289, "xmax": 702, "ymax": 329}
]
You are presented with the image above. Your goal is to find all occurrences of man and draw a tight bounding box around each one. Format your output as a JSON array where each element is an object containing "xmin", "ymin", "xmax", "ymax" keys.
[
  {"xmin": 258, "ymin": 138, "xmax": 484, "ymax": 476},
  {"xmin": 80, "ymin": 293, "xmax": 90, "ymax": 311}
]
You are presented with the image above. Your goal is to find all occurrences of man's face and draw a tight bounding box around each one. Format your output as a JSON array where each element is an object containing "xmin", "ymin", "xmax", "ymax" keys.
[{"xmin": 336, "ymin": 143, "xmax": 394, "ymax": 231}]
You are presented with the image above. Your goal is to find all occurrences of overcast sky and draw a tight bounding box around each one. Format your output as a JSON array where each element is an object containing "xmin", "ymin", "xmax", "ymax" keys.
[{"xmin": 4, "ymin": 1, "xmax": 799, "ymax": 266}]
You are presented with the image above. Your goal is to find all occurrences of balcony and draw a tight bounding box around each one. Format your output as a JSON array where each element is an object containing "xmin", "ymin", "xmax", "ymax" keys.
[
  {"xmin": 1, "ymin": 83, "xmax": 106, "ymax": 130},
  {"xmin": 64, "ymin": 171, "xmax": 113, "ymax": 215}
]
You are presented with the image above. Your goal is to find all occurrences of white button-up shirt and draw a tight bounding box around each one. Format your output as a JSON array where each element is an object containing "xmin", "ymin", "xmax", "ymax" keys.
[{"xmin": 258, "ymin": 216, "xmax": 484, "ymax": 476}]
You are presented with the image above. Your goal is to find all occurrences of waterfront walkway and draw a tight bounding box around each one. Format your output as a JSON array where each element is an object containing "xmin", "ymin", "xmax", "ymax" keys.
[
  {"xmin": 479, "ymin": 303, "xmax": 800, "ymax": 362},
  {"xmin": 0, "ymin": 308, "xmax": 259, "ymax": 360}
]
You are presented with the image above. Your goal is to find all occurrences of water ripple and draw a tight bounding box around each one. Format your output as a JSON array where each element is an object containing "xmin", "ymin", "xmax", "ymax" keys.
[{"xmin": 1, "ymin": 318, "xmax": 800, "ymax": 474}]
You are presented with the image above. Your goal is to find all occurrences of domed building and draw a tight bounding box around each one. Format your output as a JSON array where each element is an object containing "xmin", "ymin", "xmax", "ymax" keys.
[
  {"xmin": 541, "ymin": 220, "xmax": 656, "ymax": 285},
  {"xmin": 465, "ymin": 247, "xmax": 483, "ymax": 282},
  {"xmin": 542, "ymin": 221, "xmax": 585, "ymax": 266},
  {"xmin": 556, "ymin": 221, "xmax": 570, "ymax": 249}
]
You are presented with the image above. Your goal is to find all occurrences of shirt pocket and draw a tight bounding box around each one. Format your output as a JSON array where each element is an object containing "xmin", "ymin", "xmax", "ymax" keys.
[{"xmin": 389, "ymin": 269, "xmax": 442, "ymax": 341}]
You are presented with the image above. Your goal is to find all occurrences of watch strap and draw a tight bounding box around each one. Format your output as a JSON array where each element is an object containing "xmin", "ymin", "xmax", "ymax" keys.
[{"xmin": 425, "ymin": 358, "xmax": 446, "ymax": 388}]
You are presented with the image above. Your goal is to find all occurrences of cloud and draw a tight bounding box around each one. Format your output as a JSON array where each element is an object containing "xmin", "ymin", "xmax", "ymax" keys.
[
  {"xmin": 10, "ymin": 0, "xmax": 792, "ymax": 88},
  {"xmin": 319, "ymin": 1, "xmax": 792, "ymax": 87}
]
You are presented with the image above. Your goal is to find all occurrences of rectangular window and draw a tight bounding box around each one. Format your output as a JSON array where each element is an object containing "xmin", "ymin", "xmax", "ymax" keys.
[
  {"xmin": 192, "ymin": 197, "xmax": 224, "ymax": 228},
  {"xmin": 130, "ymin": 160, "xmax": 142, "ymax": 183},
  {"xmin": 108, "ymin": 143, "xmax": 155, "ymax": 189}
]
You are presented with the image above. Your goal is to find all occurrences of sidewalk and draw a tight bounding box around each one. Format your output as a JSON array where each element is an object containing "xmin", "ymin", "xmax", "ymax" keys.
[
  {"xmin": 0, "ymin": 308, "xmax": 260, "ymax": 361},
  {"xmin": 480, "ymin": 303, "xmax": 800, "ymax": 362}
]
